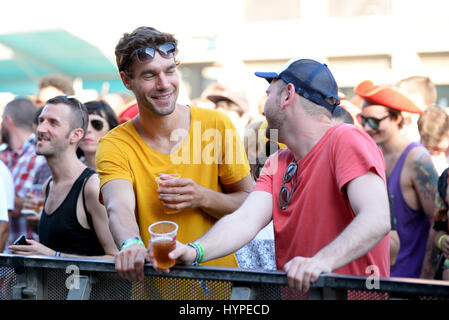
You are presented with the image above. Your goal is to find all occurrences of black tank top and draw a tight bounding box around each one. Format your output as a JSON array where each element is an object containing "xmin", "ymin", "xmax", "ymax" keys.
[{"xmin": 38, "ymin": 168, "xmax": 105, "ymax": 256}]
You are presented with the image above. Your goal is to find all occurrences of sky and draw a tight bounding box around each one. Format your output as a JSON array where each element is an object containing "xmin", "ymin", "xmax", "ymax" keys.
[{"xmin": 0, "ymin": 0, "xmax": 242, "ymax": 62}]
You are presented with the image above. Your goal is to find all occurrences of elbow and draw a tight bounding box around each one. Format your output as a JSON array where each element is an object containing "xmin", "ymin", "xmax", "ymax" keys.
[
  {"xmin": 379, "ymin": 213, "xmax": 391, "ymax": 238},
  {"xmin": 383, "ymin": 220, "xmax": 391, "ymax": 237}
]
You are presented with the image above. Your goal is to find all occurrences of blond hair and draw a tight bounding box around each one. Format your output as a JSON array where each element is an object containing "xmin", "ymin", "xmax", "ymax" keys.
[{"xmin": 418, "ymin": 105, "xmax": 449, "ymax": 149}]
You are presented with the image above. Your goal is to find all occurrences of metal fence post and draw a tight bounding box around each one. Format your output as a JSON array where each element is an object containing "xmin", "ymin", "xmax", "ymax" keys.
[{"xmin": 66, "ymin": 274, "xmax": 91, "ymax": 300}]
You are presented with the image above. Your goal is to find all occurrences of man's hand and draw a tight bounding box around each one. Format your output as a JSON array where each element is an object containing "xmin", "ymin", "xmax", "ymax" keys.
[
  {"xmin": 148, "ymin": 241, "xmax": 197, "ymax": 273},
  {"xmin": 283, "ymin": 256, "xmax": 332, "ymax": 292},
  {"xmin": 157, "ymin": 175, "xmax": 205, "ymax": 210},
  {"xmin": 115, "ymin": 244, "xmax": 149, "ymax": 281}
]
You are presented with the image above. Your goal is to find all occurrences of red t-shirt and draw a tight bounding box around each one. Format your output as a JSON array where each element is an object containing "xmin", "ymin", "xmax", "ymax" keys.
[{"xmin": 253, "ymin": 124, "xmax": 390, "ymax": 277}]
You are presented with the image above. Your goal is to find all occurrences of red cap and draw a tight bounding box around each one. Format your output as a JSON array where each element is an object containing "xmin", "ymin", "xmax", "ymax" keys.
[{"xmin": 355, "ymin": 80, "xmax": 423, "ymax": 114}]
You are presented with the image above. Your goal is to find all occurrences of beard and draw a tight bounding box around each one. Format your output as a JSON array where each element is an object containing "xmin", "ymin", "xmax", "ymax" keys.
[
  {"xmin": 264, "ymin": 107, "xmax": 284, "ymax": 144},
  {"xmin": 137, "ymin": 89, "xmax": 179, "ymax": 117}
]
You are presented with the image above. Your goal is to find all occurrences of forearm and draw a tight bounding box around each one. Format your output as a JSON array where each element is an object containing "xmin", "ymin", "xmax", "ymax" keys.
[
  {"xmin": 102, "ymin": 180, "xmax": 141, "ymax": 248},
  {"xmin": 12, "ymin": 195, "xmax": 25, "ymax": 217},
  {"xmin": 108, "ymin": 206, "xmax": 141, "ymax": 249},
  {"xmin": 197, "ymin": 191, "xmax": 272, "ymax": 262},
  {"xmin": 0, "ymin": 222, "xmax": 9, "ymax": 252},
  {"xmin": 200, "ymin": 187, "xmax": 250, "ymax": 219},
  {"xmin": 314, "ymin": 210, "xmax": 390, "ymax": 272},
  {"xmin": 389, "ymin": 230, "xmax": 400, "ymax": 266}
]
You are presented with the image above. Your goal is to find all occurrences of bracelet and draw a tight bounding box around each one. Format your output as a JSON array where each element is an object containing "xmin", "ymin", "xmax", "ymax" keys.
[
  {"xmin": 187, "ymin": 242, "xmax": 200, "ymax": 266},
  {"xmin": 187, "ymin": 241, "xmax": 204, "ymax": 265},
  {"xmin": 120, "ymin": 236, "xmax": 145, "ymax": 251},
  {"xmin": 55, "ymin": 251, "xmax": 61, "ymax": 257},
  {"xmin": 438, "ymin": 234, "xmax": 448, "ymax": 250}
]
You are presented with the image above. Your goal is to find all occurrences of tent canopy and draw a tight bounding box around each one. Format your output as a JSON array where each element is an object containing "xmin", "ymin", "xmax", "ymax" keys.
[{"xmin": 0, "ymin": 29, "xmax": 125, "ymax": 95}]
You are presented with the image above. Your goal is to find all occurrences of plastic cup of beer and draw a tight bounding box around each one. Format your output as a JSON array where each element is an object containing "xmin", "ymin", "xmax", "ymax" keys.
[
  {"xmin": 21, "ymin": 184, "xmax": 45, "ymax": 216},
  {"xmin": 149, "ymin": 221, "xmax": 178, "ymax": 269},
  {"xmin": 155, "ymin": 173, "xmax": 181, "ymax": 214}
]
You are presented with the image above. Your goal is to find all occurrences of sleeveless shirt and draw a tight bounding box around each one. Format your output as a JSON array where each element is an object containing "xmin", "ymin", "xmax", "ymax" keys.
[
  {"xmin": 38, "ymin": 168, "xmax": 105, "ymax": 256},
  {"xmin": 388, "ymin": 142, "xmax": 430, "ymax": 278}
]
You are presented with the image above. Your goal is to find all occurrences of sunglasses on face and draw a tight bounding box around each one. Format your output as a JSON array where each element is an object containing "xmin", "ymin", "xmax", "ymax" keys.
[
  {"xmin": 279, "ymin": 162, "xmax": 298, "ymax": 210},
  {"xmin": 357, "ymin": 114, "xmax": 391, "ymax": 129},
  {"xmin": 90, "ymin": 119, "xmax": 105, "ymax": 132}
]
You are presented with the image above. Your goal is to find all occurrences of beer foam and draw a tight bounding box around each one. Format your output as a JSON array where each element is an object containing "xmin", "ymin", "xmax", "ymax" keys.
[{"xmin": 152, "ymin": 237, "xmax": 173, "ymax": 243}]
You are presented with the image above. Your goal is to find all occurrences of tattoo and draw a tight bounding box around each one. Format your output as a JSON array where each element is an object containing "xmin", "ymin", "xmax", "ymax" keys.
[{"xmin": 414, "ymin": 153, "xmax": 439, "ymax": 201}]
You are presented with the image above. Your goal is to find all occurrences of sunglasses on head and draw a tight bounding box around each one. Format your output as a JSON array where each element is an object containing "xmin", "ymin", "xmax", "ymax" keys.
[
  {"xmin": 90, "ymin": 119, "xmax": 105, "ymax": 131},
  {"xmin": 357, "ymin": 114, "xmax": 391, "ymax": 129},
  {"xmin": 279, "ymin": 162, "xmax": 298, "ymax": 210},
  {"xmin": 131, "ymin": 42, "xmax": 177, "ymax": 65}
]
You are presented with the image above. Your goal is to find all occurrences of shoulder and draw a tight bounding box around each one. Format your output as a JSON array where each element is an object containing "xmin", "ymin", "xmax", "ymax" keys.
[
  {"xmin": 329, "ymin": 124, "xmax": 382, "ymax": 155},
  {"xmin": 189, "ymin": 105, "xmax": 233, "ymax": 127},
  {"xmin": 97, "ymin": 121, "xmax": 135, "ymax": 154},
  {"xmin": 82, "ymin": 172, "xmax": 103, "ymax": 205},
  {"xmin": 330, "ymin": 124, "xmax": 374, "ymax": 143},
  {"xmin": 101, "ymin": 121, "xmax": 134, "ymax": 141},
  {"xmin": 404, "ymin": 143, "xmax": 436, "ymax": 173},
  {"xmin": 403, "ymin": 143, "xmax": 438, "ymax": 183},
  {"xmin": 84, "ymin": 172, "xmax": 101, "ymax": 193},
  {"xmin": 406, "ymin": 143, "xmax": 432, "ymax": 163}
]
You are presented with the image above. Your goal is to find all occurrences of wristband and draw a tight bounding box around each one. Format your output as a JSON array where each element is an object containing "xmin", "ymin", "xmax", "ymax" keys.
[
  {"xmin": 187, "ymin": 241, "xmax": 204, "ymax": 265},
  {"xmin": 120, "ymin": 236, "xmax": 145, "ymax": 251},
  {"xmin": 438, "ymin": 234, "xmax": 448, "ymax": 251},
  {"xmin": 55, "ymin": 251, "xmax": 61, "ymax": 257}
]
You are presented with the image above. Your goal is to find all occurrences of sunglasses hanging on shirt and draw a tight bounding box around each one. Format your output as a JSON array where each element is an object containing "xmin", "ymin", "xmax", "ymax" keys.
[{"xmin": 279, "ymin": 162, "xmax": 298, "ymax": 210}]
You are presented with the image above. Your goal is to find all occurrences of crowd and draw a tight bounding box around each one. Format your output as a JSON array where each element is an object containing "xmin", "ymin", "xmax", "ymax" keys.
[{"xmin": 1, "ymin": 25, "xmax": 449, "ymax": 296}]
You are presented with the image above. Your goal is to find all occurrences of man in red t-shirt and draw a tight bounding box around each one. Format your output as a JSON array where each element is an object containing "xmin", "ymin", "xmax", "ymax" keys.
[{"xmin": 155, "ymin": 58, "xmax": 391, "ymax": 292}]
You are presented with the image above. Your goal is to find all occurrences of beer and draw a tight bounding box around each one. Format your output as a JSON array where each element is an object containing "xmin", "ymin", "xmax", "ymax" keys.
[
  {"xmin": 21, "ymin": 200, "xmax": 44, "ymax": 215},
  {"xmin": 152, "ymin": 236, "xmax": 176, "ymax": 268}
]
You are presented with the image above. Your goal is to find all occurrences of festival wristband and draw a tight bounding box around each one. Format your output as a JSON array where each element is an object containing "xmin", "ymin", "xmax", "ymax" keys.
[
  {"xmin": 187, "ymin": 241, "xmax": 204, "ymax": 265},
  {"xmin": 120, "ymin": 237, "xmax": 145, "ymax": 251},
  {"xmin": 438, "ymin": 234, "xmax": 448, "ymax": 251}
]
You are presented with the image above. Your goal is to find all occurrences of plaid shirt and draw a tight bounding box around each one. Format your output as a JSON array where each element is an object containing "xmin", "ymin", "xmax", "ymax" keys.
[
  {"xmin": 0, "ymin": 134, "xmax": 46, "ymax": 198},
  {"xmin": 1, "ymin": 134, "xmax": 47, "ymax": 251}
]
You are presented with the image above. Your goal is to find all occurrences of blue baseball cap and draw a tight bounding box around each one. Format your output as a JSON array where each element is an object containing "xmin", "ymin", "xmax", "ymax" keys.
[{"xmin": 255, "ymin": 58, "xmax": 340, "ymax": 112}]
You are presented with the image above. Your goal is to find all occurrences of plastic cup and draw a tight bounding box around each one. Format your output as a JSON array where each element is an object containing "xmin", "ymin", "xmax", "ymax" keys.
[
  {"xmin": 21, "ymin": 184, "xmax": 45, "ymax": 216},
  {"xmin": 149, "ymin": 221, "xmax": 178, "ymax": 269},
  {"xmin": 155, "ymin": 173, "xmax": 181, "ymax": 214}
]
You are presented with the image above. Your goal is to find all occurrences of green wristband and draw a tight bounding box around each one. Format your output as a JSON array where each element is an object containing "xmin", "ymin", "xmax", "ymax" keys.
[
  {"xmin": 120, "ymin": 237, "xmax": 145, "ymax": 251},
  {"xmin": 193, "ymin": 241, "xmax": 204, "ymax": 264},
  {"xmin": 438, "ymin": 234, "xmax": 448, "ymax": 251}
]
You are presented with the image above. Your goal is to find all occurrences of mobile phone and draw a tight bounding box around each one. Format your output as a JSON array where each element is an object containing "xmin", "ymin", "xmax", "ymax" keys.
[{"xmin": 13, "ymin": 234, "xmax": 29, "ymax": 246}]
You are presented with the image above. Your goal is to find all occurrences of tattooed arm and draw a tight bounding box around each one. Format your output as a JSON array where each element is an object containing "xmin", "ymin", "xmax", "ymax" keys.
[
  {"xmin": 408, "ymin": 147, "xmax": 439, "ymax": 278},
  {"xmin": 410, "ymin": 148, "xmax": 438, "ymax": 221}
]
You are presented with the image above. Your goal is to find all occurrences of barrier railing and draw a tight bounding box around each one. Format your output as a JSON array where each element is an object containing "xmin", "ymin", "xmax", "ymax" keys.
[{"xmin": 1, "ymin": 253, "xmax": 448, "ymax": 300}]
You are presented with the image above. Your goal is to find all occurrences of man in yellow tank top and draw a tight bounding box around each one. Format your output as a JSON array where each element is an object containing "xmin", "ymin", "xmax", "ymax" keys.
[{"xmin": 96, "ymin": 26, "xmax": 252, "ymax": 285}]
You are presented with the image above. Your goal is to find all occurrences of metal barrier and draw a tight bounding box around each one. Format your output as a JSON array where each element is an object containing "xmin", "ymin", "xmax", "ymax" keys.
[{"xmin": 1, "ymin": 253, "xmax": 449, "ymax": 300}]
